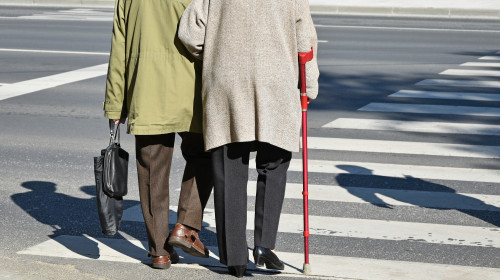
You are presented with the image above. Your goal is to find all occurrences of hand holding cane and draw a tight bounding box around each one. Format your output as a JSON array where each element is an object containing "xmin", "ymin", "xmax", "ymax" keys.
[{"xmin": 298, "ymin": 47, "xmax": 313, "ymax": 275}]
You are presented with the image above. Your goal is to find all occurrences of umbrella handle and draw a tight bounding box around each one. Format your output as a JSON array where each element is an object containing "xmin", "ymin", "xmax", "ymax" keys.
[{"xmin": 298, "ymin": 47, "xmax": 313, "ymax": 275}]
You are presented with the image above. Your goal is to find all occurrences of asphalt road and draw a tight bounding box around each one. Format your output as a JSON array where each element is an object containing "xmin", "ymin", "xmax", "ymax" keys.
[{"xmin": 1, "ymin": 6, "xmax": 500, "ymax": 280}]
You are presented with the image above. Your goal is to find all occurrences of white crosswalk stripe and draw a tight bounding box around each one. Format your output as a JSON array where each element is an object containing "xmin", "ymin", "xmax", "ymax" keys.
[
  {"xmin": 246, "ymin": 181, "xmax": 500, "ymax": 211},
  {"xmin": 0, "ymin": 64, "xmax": 108, "ymax": 101},
  {"xmin": 284, "ymin": 158, "xmax": 500, "ymax": 182},
  {"xmin": 461, "ymin": 62, "xmax": 500, "ymax": 67},
  {"xmin": 18, "ymin": 236, "xmax": 500, "ymax": 280},
  {"xmin": 359, "ymin": 103, "xmax": 500, "ymax": 116},
  {"xmin": 440, "ymin": 69, "xmax": 500, "ymax": 77},
  {"xmin": 305, "ymin": 137, "xmax": 500, "ymax": 158},
  {"xmin": 250, "ymin": 158, "xmax": 500, "ymax": 182},
  {"xmin": 78, "ymin": 205, "xmax": 500, "ymax": 247},
  {"xmin": 323, "ymin": 118, "xmax": 500, "ymax": 135},
  {"xmin": 389, "ymin": 89, "xmax": 500, "ymax": 101},
  {"xmin": 416, "ymin": 79, "xmax": 500, "ymax": 87},
  {"xmin": 479, "ymin": 56, "xmax": 500, "ymax": 60}
]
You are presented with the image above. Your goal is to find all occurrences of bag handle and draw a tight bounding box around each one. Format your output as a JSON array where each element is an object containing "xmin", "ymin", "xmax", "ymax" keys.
[{"xmin": 108, "ymin": 119, "xmax": 120, "ymax": 145}]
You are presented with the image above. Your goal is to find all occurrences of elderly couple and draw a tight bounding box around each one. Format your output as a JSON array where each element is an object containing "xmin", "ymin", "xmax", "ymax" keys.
[{"xmin": 103, "ymin": 0, "xmax": 318, "ymax": 277}]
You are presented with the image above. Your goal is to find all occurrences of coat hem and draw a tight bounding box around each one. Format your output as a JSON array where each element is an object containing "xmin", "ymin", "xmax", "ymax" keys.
[
  {"xmin": 205, "ymin": 138, "xmax": 299, "ymax": 153},
  {"xmin": 128, "ymin": 124, "xmax": 202, "ymax": 135}
]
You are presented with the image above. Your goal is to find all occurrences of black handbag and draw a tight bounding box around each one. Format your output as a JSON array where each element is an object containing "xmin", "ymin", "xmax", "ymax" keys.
[
  {"xmin": 102, "ymin": 121, "xmax": 129, "ymax": 197},
  {"xmin": 93, "ymin": 120, "xmax": 129, "ymax": 236}
]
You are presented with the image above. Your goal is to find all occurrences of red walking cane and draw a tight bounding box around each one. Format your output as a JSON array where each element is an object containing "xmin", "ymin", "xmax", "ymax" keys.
[{"xmin": 298, "ymin": 48, "xmax": 313, "ymax": 275}]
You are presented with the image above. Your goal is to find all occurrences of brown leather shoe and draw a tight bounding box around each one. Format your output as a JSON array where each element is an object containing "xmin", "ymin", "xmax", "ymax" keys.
[
  {"xmin": 151, "ymin": 255, "xmax": 171, "ymax": 269},
  {"xmin": 168, "ymin": 223, "xmax": 209, "ymax": 258}
]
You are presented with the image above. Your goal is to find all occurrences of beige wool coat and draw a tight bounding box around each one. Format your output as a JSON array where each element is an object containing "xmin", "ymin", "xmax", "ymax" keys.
[{"xmin": 178, "ymin": 0, "xmax": 319, "ymax": 152}]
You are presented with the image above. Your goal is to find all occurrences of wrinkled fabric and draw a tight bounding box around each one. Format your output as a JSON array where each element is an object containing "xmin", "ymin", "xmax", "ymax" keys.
[
  {"xmin": 179, "ymin": 0, "xmax": 319, "ymax": 152},
  {"xmin": 104, "ymin": 0, "xmax": 203, "ymax": 135}
]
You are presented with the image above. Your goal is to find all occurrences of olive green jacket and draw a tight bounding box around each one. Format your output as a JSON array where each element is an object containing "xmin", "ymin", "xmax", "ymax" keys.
[{"xmin": 104, "ymin": 0, "xmax": 202, "ymax": 135}]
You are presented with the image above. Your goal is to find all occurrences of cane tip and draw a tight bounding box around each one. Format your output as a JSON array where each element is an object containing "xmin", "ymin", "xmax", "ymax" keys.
[{"xmin": 303, "ymin": 263, "xmax": 312, "ymax": 275}]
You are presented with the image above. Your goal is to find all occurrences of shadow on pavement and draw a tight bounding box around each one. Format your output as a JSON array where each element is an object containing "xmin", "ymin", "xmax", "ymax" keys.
[
  {"xmin": 11, "ymin": 180, "xmax": 219, "ymax": 269},
  {"xmin": 335, "ymin": 165, "xmax": 500, "ymax": 227}
]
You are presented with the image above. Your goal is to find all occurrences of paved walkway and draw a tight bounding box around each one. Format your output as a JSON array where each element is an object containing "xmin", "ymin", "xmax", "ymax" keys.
[
  {"xmin": 1, "ymin": 0, "xmax": 500, "ymax": 18},
  {"xmin": 309, "ymin": 0, "xmax": 500, "ymax": 18}
]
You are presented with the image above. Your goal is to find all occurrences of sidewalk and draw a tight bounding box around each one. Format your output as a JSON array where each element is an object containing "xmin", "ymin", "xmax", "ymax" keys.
[
  {"xmin": 309, "ymin": 0, "xmax": 500, "ymax": 18},
  {"xmin": 1, "ymin": 0, "xmax": 500, "ymax": 18}
]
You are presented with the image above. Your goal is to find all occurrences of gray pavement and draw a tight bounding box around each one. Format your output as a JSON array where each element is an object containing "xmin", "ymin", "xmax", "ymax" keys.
[
  {"xmin": 1, "ymin": 3, "xmax": 500, "ymax": 280},
  {"xmin": 1, "ymin": 0, "xmax": 500, "ymax": 18}
]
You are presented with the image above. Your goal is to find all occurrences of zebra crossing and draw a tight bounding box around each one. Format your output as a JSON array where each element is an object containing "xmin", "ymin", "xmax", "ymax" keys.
[
  {"xmin": 17, "ymin": 52, "xmax": 500, "ymax": 279},
  {"xmin": 308, "ymin": 51, "xmax": 500, "ymax": 277}
]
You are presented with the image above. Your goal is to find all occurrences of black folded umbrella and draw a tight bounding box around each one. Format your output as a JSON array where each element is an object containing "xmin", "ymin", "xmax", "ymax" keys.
[
  {"xmin": 94, "ymin": 151, "xmax": 124, "ymax": 236},
  {"xmin": 93, "ymin": 121, "xmax": 128, "ymax": 236}
]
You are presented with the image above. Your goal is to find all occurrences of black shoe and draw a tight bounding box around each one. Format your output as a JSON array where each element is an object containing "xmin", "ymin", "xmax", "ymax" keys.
[
  {"xmin": 228, "ymin": 265, "xmax": 247, "ymax": 278},
  {"xmin": 253, "ymin": 246, "xmax": 284, "ymax": 270}
]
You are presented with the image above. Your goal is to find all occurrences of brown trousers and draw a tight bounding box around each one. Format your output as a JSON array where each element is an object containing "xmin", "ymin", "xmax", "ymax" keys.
[{"xmin": 135, "ymin": 133, "xmax": 213, "ymax": 256}]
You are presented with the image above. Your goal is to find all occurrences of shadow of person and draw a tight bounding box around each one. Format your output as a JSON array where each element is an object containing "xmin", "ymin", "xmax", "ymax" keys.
[
  {"xmin": 11, "ymin": 181, "xmax": 145, "ymax": 260},
  {"xmin": 12, "ymin": 181, "xmax": 220, "ymax": 268},
  {"xmin": 11, "ymin": 181, "xmax": 100, "ymax": 258},
  {"xmin": 335, "ymin": 165, "xmax": 500, "ymax": 227}
]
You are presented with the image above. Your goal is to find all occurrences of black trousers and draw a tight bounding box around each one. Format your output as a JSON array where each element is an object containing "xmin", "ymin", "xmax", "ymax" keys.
[{"xmin": 211, "ymin": 141, "xmax": 292, "ymax": 266}]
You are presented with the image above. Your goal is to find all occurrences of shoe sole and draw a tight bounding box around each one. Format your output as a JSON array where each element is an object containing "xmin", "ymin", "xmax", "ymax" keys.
[
  {"xmin": 149, "ymin": 252, "xmax": 179, "ymax": 265},
  {"xmin": 168, "ymin": 236, "xmax": 209, "ymax": 258},
  {"xmin": 254, "ymin": 255, "xmax": 284, "ymax": 270},
  {"xmin": 151, "ymin": 261, "xmax": 171, "ymax": 269}
]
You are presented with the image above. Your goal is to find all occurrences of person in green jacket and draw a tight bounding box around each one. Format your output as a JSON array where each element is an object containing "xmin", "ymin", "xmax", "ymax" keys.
[{"xmin": 104, "ymin": 0, "xmax": 213, "ymax": 269}]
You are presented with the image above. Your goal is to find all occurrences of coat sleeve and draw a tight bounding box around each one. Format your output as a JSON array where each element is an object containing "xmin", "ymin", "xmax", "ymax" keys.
[
  {"xmin": 178, "ymin": 0, "xmax": 209, "ymax": 60},
  {"xmin": 296, "ymin": 0, "xmax": 319, "ymax": 100},
  {"xmin": 104, "ymin": 0, "xmax": 127, "ymax": 120}
]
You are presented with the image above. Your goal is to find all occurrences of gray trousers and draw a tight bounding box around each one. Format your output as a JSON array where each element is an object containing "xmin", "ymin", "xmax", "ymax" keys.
[
  {"xmin": 135, "ymin": 133, "xmax": 213, "ymax": 257},
  {"xmin": 211, "ymin": 141, "xmax": 291, "ymax": 266}
]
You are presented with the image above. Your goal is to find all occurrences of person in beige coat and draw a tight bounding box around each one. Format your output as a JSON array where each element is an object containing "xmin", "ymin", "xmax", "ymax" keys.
[{"xmin": 179, "ymin": 0, "xmax": 319, "ymax": 277}]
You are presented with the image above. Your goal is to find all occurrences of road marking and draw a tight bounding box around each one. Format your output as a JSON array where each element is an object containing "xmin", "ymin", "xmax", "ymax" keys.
[
  {"xmin": 416, "ymin": 79, "xmax": 500, "ymax": 88},
  {"xmin": 305, "ymin": 137, "xmax": 500, "ymax": 158},
  {"xmin": 440, "ymin": 69, "xmax": 500, "ymax": 77},
  {"xmin": 323, "ymin": 118, "xmax": 500, "ymax": 136},
  {"xmin": 16, "ymin": 9, "xmax": 113, "ymax": 22},
  {"xmin": 0, "ymin": 48, "xmax": 109, "ymax": 56},
  {"xmin": 479, "ymin": 56, "xmax": 500, "ymax": 60},
  {"xmin": 389, "ymin": 89, "xmax": 500, "ymax": 101},
  {"xmin": 17, "ymin": 236, "xmax": 500, "ymax": 279},
  {"xmin": 246, "ymin": 181, "xmax": 500, "ymax": 211},
  {"xmin": 282, "ymin": 159, "xmax": 500, "ymax": 183},
  {"xmin": 121, "ymin": 205, "xmax": 500, "ymax": 248},
  {"xmin": 0, "ymin": 64, "xmax": 108, "ymax": 101},
  {"xmin": 318, "ymin": 40, "xmax": 328, "ymax": 43},
  {"xmin": 461, "ymin": 62, "xmax": 500, "ymax": 67},
  {"xmin": 314, "ymin": 24, "xmax": 500, "ymax": 33},
  {"xmin": 359, "ymin": 103, "xmax": 500, "ymax": 117},
  {"xmin": 18, "ymin": 236, "xmax": 500, "ymax": 279}
]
